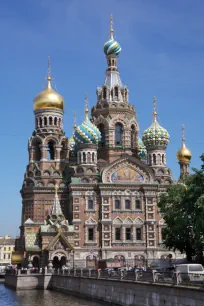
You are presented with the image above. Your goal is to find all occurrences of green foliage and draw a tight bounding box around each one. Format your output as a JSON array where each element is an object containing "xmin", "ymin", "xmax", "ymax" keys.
[{"xmin": 158, "ymin": 155, "xmax": 204, "ymax": 262}]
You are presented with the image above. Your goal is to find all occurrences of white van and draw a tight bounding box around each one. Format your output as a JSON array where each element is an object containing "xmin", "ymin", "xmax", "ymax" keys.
[{"xmin": 175, "ymin": 264, "xmax": 204, "ymax": 283}]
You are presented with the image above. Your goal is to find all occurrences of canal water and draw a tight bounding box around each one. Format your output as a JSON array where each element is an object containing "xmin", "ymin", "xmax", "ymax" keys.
[{"xmin": 0, "ymin": 283, "xmax": 103, "ymax": 306}]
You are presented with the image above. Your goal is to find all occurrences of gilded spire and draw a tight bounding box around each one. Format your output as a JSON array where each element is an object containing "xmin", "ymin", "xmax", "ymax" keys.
[
  {"xmin": 85, "ymin": 92, "xmax": 89, "ymax": 120},
  {"xmin": 182, "ymin": 124, "xmax": 185, "ymax": 144},
  {"xmin": 153, "ymin": 96, "xmax": 157, "ymax": 122},
  {"xmin": 110, "ymin": 14, "xmax": 114, "ymax": 40},
  {"xmin": 46, "ymin": 56, "xmax": 52, "ymax": 88}
]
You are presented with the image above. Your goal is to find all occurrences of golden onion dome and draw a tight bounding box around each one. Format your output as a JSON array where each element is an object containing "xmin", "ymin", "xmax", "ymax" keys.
[
  {"xmin": 177, "ymin": 125, "xmax": 192, "ymax": 163},
  {"xmin": 33, "ymin": 76, "xmax": 64, "ymax": 111},
  {"xmin": 177, "ymin": 143, "xmax": 192, "ymax": 163}
]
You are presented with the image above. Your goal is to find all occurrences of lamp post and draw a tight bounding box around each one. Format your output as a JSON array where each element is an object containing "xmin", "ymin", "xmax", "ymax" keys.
[{"xmin": 73, "ymin": 250, "xmax": 75, "ymax": 269}]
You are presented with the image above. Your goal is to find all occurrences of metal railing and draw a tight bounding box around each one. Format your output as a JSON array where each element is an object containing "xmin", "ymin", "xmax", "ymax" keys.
[{"xmin": 6, "ymin": 268, "xmax": 204, "ymax": 287}]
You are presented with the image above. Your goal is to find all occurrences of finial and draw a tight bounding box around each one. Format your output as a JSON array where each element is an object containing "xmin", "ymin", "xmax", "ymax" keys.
[
  {"xmin": 85, "ymin": 92, "xmax": 89, "ymax": 120},
  {"xmin": 46, "ymin": 56, "xmax": 53, "ymax": 88},
  {"xmin": 182, "ymin": 124, "xmax": 185, "ymax": 144},
  {"xmin": 73, "ymin": 111, "xmax": 77, "ymax": 129},
  {"xmin": 54, "ymin": 184, "xmax": 59, "ymax": 195},
  {"xmin": 110, "ymin": 14, "xmax": 114, "ymax": 40},
  {"xmin": 153, "ymin": 96, "xmax": 157, "ymax": 121}
]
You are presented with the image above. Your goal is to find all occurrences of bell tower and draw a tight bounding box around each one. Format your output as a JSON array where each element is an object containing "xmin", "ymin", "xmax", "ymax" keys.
[
  {"xmin": 21, "ymin": 57, "xmax": 69, "ymax": 225},
  {"xmin": 91, "ymin": 15, "xmax": 142, "ymax": 164}
]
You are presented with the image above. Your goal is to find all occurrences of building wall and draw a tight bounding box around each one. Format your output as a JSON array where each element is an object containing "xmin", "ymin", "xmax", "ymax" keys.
[{"xmin": 0, "ymin": 236, "xmax": 15, "ymax": 265}]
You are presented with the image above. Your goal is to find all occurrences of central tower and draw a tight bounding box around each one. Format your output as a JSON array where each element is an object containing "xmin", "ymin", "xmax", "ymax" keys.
[{"xmin": 91, "ymin": 16, "xmax": 141, "ymax": 163}]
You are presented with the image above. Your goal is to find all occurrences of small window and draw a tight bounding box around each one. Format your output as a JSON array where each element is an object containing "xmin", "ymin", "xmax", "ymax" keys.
[
  {"xmin": 4, "ymin": 247, "xmax": 6, "ymax": 251},
  {"xmin": 88, "ymin": 199, "xmax": 93, "ymax": 210},
  {"xmin": 136, "ymin": 228, "xmax": 142, "ymax": 240},
  {"xmin": 126, "ymin": 228, "xmax": 131, "ymax": 240},
  {"xmin": 125, "ymin": 200, "xmax": 130, "ymax": 209},
  {"xmin": 115, "ymin": 228, "xmax": 121, "ymax": 240},
  {"xmin": 3, "ymin": 254, "xmax": 6, "ymax": 259},
  {"xmin": 8, "ymin": 254, "xmax": 10, "ymax": 259},
  {"xmin": 115, "ymin": 199, "xmax": 120, "ymax": 209},
  {"xmin": 88, "ymin": 228, "xmax": 94, "ymax": 241},
  {"xmin": 8, "ymin": 247, "xmax": 10, "ymax": 251},
  {"xmin": 136, "ymin": 200, "xmax": 141, "ymax": 209}
]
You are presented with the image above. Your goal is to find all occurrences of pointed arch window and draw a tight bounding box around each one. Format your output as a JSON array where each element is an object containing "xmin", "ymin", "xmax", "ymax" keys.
[
  {"xmin": 44, "ymin": 117, "xmax": 47, "ymax": 126},
  {"xmin": 115, "ymin": 123, "xmax": 123, "ymax": 146}
]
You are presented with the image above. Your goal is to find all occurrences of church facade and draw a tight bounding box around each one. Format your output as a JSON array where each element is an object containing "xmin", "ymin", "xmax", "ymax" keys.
[{"xmin": 14, "ymin": 17, "xmax": 192, "ymax": 269}]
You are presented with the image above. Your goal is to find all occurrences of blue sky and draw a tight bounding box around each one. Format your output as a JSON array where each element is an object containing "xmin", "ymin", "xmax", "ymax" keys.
[{"xmin": 0, "ymin": 0, "xmax": 203, "ymax": 236}]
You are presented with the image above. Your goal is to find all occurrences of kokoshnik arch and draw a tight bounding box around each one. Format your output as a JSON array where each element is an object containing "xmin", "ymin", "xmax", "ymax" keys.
[{"xmin": 13, "ymin": 16, "xmax": 192, "ymax": 269}]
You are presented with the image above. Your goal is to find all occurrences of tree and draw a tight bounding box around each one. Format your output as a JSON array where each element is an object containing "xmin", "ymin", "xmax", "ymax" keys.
[{"xmin": 158, "ymin": 154, "xmax": 204, "ymax": 262}]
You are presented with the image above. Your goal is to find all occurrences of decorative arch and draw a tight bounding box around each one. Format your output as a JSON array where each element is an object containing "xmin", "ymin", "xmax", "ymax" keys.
[
  {"xmin": 93, "ymin": 115, "xmax": 109, "ymax": 129},
  {"xmin": 113, "ymin": 217, "xmax": 123, "ymax": 225},
  {"xmin": 102, "ymin": 157, "xmax": 153, "ymax": 184},
  {"xmin": 43, "ymin": 136, "xmax": 59, "ymax": 146}
]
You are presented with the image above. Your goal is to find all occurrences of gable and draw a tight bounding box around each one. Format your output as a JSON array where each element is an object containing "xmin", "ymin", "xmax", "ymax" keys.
[
  {"xmin": 45, "ymin": 232, "xmax": 73, "ymax": 251},
  {"xmin": 102, "ymin": 156, "xmax": 154, "ymax": 184}
]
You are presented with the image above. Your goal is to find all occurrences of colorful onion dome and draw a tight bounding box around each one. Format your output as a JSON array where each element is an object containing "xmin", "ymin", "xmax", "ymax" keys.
[
  {"xmin": 177, "ymin": 125, "xmax": 192, "ymax": 163},
  {"xmin": 104, "ymin": 39, "xmax": 121, "ymax": 57},
  {"xmin": 74, "ymin": 104, "xmax": 101, "ymax": 145},
  {"xmin": 142, "ymin": 119, "xmax": 170, "ymax": 149},
  {"xmin": 142, "ymin": 97, "xmax": 170, "ymax": 149},
  {"xmin": 104, "ymin": 15, "xmax": 121, "ymax": 57},
  {"xmin": 137, "ymin": 137, "xmax": 147, "ymax": 160}
]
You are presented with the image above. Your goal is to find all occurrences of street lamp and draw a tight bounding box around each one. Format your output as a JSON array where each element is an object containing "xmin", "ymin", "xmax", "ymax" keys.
[{"xmin": 73, "ymin": 250, "xmax": 75, "ymax": 269}]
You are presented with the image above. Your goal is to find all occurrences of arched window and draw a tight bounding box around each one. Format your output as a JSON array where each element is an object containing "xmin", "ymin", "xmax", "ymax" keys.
[
  {"xmin": 98, "ymin": 124, "xmax": 105, "ymax": 147},
  {"xmin": 44, "ymin": 117, "xmax": 47, "ymax": 126},
  {"xmin": 87, "ymin": 152, "xmax": 91, "ymax": 163},
  {"xmin": 49, "ymin": 117, "xmax": 52, "ymax": 125},
  {"xmin": 92, "ymin": 152, "xmax": 95, "ymax": 162},
  {"xmin": 39, "ymin": 118, "xmax": 42, "ymax": 128},
  {"xmin": 131, "ymin": 125, "xmax": 136, "ymax": 149},
  {"xmin": 103, "ymin": 87, "xmax": 106, "ymax": 99},
  {"xmin": 83, "ymin": 152, "xmax": 86, "ymax": 163},
  {"xmin": 54, "ymin": 117, "xmax": 57, "ymax": 126},
  {"xmin": 115, "ymin": 86, "xmax": 118, "ymax": 98},
  {"xmin": 153, "ymin": 154, "xmax": 156, "ymax": 165},
  {"xmin": 35, "ymin": 118, "xmax": 38, "ymax": 128},
  {"xmin": 115, "ymin": 123, "xmax": 123, "ymax": 146},
  {"xmin": 32, "ymin": 139, "xmax": 41, "ymax": 161},
  {"xmin": 162, "ymin": 155, "xmax": 165, "ymax": 164},
  {"xmin": 47, "ymin": 141, "xmax": 55, "ymax": 160}
]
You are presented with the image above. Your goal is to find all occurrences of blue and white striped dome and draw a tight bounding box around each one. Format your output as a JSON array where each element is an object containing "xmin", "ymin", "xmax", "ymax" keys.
[{"xmin": 104, "ymin": 39, "xmax": 121, "ymax": 56}]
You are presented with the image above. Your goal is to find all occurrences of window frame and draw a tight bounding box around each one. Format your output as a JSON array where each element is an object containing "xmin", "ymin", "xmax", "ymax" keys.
[
  {"xmin": 115, "ymin": 228, "xmax": 121, "ymax": 241},
  {"xmin": 125, "ymin": 199, "xmax": 131, "ymax": 210}
]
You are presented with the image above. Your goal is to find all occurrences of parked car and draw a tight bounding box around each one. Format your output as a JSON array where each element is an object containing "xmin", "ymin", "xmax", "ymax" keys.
[{"xmin": 174, "ymin": 264, "xmax": 204, "ymax": 284}]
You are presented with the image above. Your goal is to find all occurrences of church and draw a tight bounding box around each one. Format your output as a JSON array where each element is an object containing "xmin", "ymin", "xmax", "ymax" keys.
[{"xmin": 14, "ymin": 16, "xmax": 192, "ymax": 269}]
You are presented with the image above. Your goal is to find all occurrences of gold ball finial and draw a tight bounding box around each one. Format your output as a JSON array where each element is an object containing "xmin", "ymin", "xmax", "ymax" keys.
[{"xmin": 177, "ymin": 124, "xmax": 192, "ymax": 163}]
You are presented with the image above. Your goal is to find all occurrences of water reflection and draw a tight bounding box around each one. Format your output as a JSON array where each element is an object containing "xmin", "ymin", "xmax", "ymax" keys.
[{"xmin": 0, "ymin": 284, "xmax": 103, "ymax": 306}]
